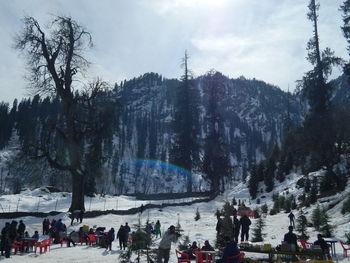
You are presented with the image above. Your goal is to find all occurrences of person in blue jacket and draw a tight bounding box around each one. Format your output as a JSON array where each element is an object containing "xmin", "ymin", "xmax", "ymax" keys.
[{"xmin": 217, "ymin": 236, "xmax": 240, "ymax": 263}]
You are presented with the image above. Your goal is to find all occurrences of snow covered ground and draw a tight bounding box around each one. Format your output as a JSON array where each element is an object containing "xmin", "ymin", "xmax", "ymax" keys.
[{"xmin": 1, "ymin": 173, "xmax": 350, "ymax": 262}]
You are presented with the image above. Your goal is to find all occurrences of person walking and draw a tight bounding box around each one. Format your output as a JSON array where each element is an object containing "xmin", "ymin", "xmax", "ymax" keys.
[
  {"xmin": 106, "ymin": 228, "xmax": 115, "ymax": 251},
  {"xmin": 157, "ymin": 225, "xmax": 180, "ymax": 263},
  {"xmin": 288, "ymin": 212, "xmax": 295, "ymax": 228},
  {"xmin": 155, "ymin": 220, "xmax": 161, "ymax": 238},
  {"xmin": 240, "ymin": 214, "xmax": 251, "ymax": 242},
  {"xmin": 117, "ymin": 225, "xmax": 127, "ymax": 250}
]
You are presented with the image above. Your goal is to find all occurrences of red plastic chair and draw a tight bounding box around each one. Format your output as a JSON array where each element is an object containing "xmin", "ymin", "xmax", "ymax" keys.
[
  {"xmin": 195, "ymin": 249, "xmax": 214, "ymax": 263},
  {"xmin": 226, "ymin": 252, "xmax": 245, "ymax": 263},
  {"xmin": 299, "ymin": 239, "xmax": 312, "ymax": 249},
  {"xmin": 79, "ymin": 236, "xmax": 88, "ymax": 245},
  {"xmin": 87, "ymin": 234, "xmax": 98, "ymax": 246},
  {"xmin": 176, "ymin": 250, "xmax": 191, "ymax": 263},
  {"xmin": 60, "ymin": 238, "xmax": 69, "ymax": 247},
  {"xmin": 340, "ymin": 241, "xmax": 350, "ymax": 258},
  {"xmin": 11, "ymin": 241, "xmax": 23, "ymax": 254}
]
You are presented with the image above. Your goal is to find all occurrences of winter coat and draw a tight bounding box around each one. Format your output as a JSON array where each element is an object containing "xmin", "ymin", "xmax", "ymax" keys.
[
  {"xmin": 158, "ymin": 230, "xmax": 178, "ymax": 249},
  {"xmin": 18, "ymin": 222, "xmax": 26, "ymax": 236},
  {"xmin": 283, "ymin": 232, "xmax": 298, "ymax": 247},
  {"xmin": 240, "ymin": 215, "xmax": 251, "ymax": 231},
  {"xmin": 117, "ymin": 226, "xmax": 127, "ymax": 241},
  {"xmin": 108, "ymin": 229, "xmax": 115, "ymax": 243},
  {"xmin": 221, "ymin": 241, "xmax": 240, "ymax": 263},
  {"xmin": 155, "ymin": 222, "xmax": 161, "ymax": 235},
  {"xmin": 233, "ymin": 217, "xmax": 240, "ymax": 234}
]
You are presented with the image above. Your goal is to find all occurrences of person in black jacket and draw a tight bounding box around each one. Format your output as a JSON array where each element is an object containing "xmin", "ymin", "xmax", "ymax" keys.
[
  {"xmin": 216, "ymin": 236, "xmax": 240, "ymax": 263},
  {"xmin": 106, "ymin": 228, "xmax": 115, "ymax": 251},
  {"xmin": 283, "ymin": 226, "xmax": 298, "ymax": 250},
  {"xmin": 17, "ymin": 220, "xmax": 26, "ymax": 238},
  {"xmin": 314, "ymin": 234, "xmax": 330, "ymax": 256},
  {"xmin": 233, "ymin": 215, "xmax": 240, "ymax": 243},
  {"xmin": 117, "ymin": 225, "xmax": 127, "ymax": 250},
  {"xmin": 240, "ymin": 214, "xmax": 251, "ymax": 242},
  {"xmin": 1, "ymin": 222, "xmax": 10, "ymax": 257}
]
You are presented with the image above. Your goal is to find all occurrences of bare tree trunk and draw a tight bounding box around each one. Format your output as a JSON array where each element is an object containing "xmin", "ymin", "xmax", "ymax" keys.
[{"xmin": 70, "ymin": 170, "xmax": 85, "ymax": 211}]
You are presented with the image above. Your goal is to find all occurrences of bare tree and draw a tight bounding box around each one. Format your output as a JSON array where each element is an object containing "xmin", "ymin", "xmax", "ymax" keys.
[{"xmin": 14, "ymin": 15, "xmax": 112, "ymax": 211}]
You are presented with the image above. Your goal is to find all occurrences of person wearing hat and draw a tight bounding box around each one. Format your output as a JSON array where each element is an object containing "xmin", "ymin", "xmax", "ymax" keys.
[{"xmin": 157, "ymin": 225, "xmax": 180, "ymax": 263}]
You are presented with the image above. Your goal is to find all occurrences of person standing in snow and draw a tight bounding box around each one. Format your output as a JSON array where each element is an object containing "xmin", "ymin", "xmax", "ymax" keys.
[
  {"xmin": 117, "ymin": 225, "xmax": 127, "ymax": 250},
  {"xmin": 157, "ymin": 225, "xmax": 180, "ymax": 263},
  {"xmin": 106, "ymin": 228, "xmax": 115, "ymax": 251},
  {"xmin": 17, "ymin": 220, "xmax": 26, "ymax": 238},
  {"xmin": 240, "ymin": 214, "xmax": 251, "ymax": 242},
  {"xmin": 155, "ymin": 220, "xmax": 161, "ymax": 238},
  {"xmin": 233, "ymin": 215, "xmax": 240, "ymax": 243},
  {"xmin": 288, "ymin": 212, "xmax": 295, "ymax": 228},
  {"xmin": 283, "ymin": 226, "xmax": 298, "ymax": 250}
]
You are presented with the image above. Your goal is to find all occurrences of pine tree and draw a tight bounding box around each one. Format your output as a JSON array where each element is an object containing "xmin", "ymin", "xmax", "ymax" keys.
[
  {"xmin": 341, "ymin": 0, "xmax": 350, "ymax": 80},
  {"xmin": 195, "ymin": 208, "xmax": 201, "ymax": 221},
  {"xmin": 261, "ymin": 203, "xmax": 268, "ymax": 214},
  {"xmin": 296, "ymin": 209, "xmax": 309, "ymax": 240},
  {"xmin": 203, "ymin": 71, "xmax": 231, "ymax": 194},
  {"xmin": 309, "ymin": 177, "xmax": 318, "ymax": 204},
  {"xmin": 298, "ymin": 0, "xmax": 343, "ymax": 170},
  {"xmin": 311, "ymin": 205, "xmax": 322, "ymax": 231},
  {"xmin": 319, "ymin": 209, "xmax": 333, "ymax": 237},
  {"xmin": 248, "ymin": 164, "xmax": 259, "ymax": 199},
  {"xmin": 171, "ymin": 51, "xmax": 200, "ymax": 193},
  {"xmin": 251, "ymin": 217, "xmax": 266, "ymax": 242}
]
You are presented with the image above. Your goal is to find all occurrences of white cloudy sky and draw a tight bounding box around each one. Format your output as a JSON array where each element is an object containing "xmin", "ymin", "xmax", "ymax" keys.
[{"xmin": 0, "ymin": 0, "xmax": 347, "ymax": 103}]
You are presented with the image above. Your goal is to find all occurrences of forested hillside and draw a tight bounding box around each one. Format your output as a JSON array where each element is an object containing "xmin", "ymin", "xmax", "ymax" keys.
[{"xmin": 0, "ymin": 72, "xmax": 308, "ymax": 195}]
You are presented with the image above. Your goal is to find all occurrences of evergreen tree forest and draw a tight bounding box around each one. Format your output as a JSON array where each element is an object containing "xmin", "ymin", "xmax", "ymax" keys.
[
  {"xmin": 248, "ymin": 0, "xmax": 350, "ymax": 201},
  {"xmin": 0, "ymin": 1, "xmax": 349, "ymax": 204}
]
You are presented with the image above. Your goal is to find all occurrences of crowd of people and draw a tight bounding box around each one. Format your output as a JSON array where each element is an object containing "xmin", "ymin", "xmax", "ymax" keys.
[
  {"xmin": 216, "ymin": 209, "xmax": 252, "ymax": 243},
  {"xmin": 0, "ymin": 217, "xmax": 162, "ymax": 259},
  {"xmin": 0, "ymin": 209, "xmax": 332, "ymax": 262}
]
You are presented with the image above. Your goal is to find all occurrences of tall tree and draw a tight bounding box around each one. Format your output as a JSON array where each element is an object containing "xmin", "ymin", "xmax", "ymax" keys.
[
  {"xmin": 171, "ymin": 51, "xmax": 200, "ymax": 193},
  {"xmin": 203, "ymin": 71, "xmax": 231, "ymax": 194},
  {"xmin": 298, "ymin": 0, "xmax": 343, "ymax": 170},
  {"xmin": 14, "ymin": 16, "xmax": 116, "ymax": 211},
  {"xmin": 341, "ymin": 0, "xmax": 350, "ymax": 80}
]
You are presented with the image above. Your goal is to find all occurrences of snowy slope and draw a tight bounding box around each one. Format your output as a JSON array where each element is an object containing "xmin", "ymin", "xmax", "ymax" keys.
[{"xmin": 1, "ymin": 172, "xmax": 350, "ymax": 263}]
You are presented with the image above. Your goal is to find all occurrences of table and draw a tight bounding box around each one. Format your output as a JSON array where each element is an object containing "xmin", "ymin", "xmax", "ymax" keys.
[
  {"xmin": 240, "ymin": 248, "xmax": 326, "ymax": 263},
  {"xmin": 324, "ymin": 239, "xmax": 338, "ymax": 257},
  {"xmin": 20, "ymin": 238, "xmax": 38, "ymax": 252},
  {"xmin": 195, "ymin": 250, "xmax": 217, "ymax": 263}
]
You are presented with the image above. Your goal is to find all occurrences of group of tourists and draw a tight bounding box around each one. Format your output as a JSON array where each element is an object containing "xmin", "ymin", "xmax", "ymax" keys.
[
  {"xmin": 283, "ymin": 225, "xmax": 330, "ymax": 257},
  {"xmin": 0, "ymin": 220, "xmax": 39, "ymax": 258},
  {"xmin": 216, "ymin": 208, "xmax": 252, "ymax": 243}
]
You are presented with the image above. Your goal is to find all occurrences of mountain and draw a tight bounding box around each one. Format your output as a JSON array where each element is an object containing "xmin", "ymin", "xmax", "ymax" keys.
[{"xmin": 2, "ymin": 72, "xmax": 348, "ymax": 196}]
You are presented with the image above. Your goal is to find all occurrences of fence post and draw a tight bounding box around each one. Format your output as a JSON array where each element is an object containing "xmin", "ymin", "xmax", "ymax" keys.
[
  {"xmin": 89, "ymin": 197, "xmax": 92, "ymax": 211},
  {"xmin": 16, "ymin": 198, "xmax": 21, "ymax": 212},
  {"xmin": 116, "ymin": 198, "xmax": 118, "ymax": 210},
  {"xmin": 0, "ymin": 203, "xmax": 4, "ymax": 212},
  {"xmin": 104, "ymin": 199, "xmax": 106, "ymax": 211},
  {"xmin": 36, "ymin": 197, "xmax": 40, "ymax": 212},
  {"xmin": 55, "ymin": 199, "xmax": 58, "ymax": 211}
]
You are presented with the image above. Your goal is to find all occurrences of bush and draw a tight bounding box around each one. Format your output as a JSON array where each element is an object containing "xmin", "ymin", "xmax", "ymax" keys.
[{"xmin": 195, "ymin": 208, "xmax": 200, "ymax": 221}]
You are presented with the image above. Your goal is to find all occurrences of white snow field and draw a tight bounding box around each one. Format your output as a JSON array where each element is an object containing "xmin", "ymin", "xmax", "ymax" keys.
[{"xmin": 1, "ymin": 173, "xmax": 350, "ymax": 262}]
